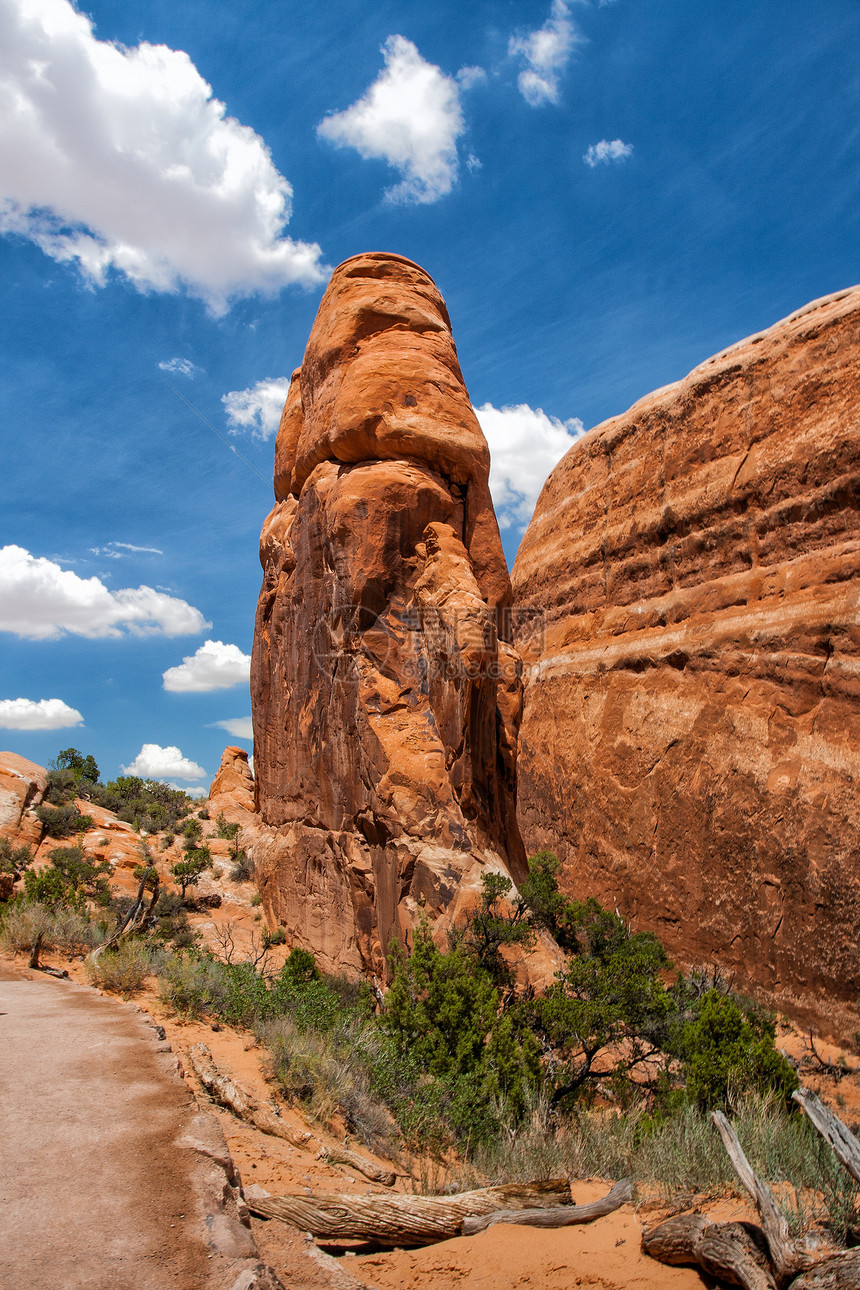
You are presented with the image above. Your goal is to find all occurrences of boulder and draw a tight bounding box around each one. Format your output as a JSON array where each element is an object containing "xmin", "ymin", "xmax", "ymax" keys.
[
  {"xmin": 512, "ymin": 285, "xmax": 860, "ymax": 1031},
  {"xmin": 251, "ymin": 253, "xmax": 524, "ymax": 976}
]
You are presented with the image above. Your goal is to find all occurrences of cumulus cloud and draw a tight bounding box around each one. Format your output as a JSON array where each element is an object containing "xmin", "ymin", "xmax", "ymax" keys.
[
  {"xmin": 0, "ymin": 0, "xmax": 326, "ymax": 312},
  {"xmin": 474, "ymin": 402, "xmax": 585, "ymax": 528},
  {"xmin": 162, "ymin": 639, "xmax": 251, "ymax": 692},
  {"xmin": 0, "ymin": 545, "xmax": 209, "ymax": 640},
  {"xmin": 222, "ymin": 378, "xmax": 290, "ymax": 439},
  {"xmin": 509, "ymin": 0, "xmax": 582, "ymax": 106},
  {"xmin": 0, "ymin": 697, "xmax": 83, "ymax": 730},
  {"xmin": 122, "ymin": 743, "xmax": 206, "ymax": 780},
  {"xmin": 584, "ymin": 138, "xmax": 633, "ymax": 167},
  {"xmin": 317, "ymin": 35, "xmax": 467, "ymax": 204},
  {"xmin": 159, "ymin": 357, "xmax": 204, "ymax": 378},
  {"xmin": 210, "ymin": 717, "xmax": 254, "ymax": 739}
]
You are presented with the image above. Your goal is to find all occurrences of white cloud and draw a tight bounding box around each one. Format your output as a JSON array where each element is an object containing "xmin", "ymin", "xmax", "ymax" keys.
[
  {"xmin": 509, "ymin": 0, "xmax": 581, "ymax": 106},
  {"xmin": 159, "ymin": 357, "xmax": 203, "ymax": 378},
  {"xmin": 89, "ymin": 541, "xmax": 164, "ymax": 559},
  {"xmin": 0, "ymin": 0, "xmax": 326, "ymax": 313},
  {"xmin": 584, "ymin": 138, "xmax": 633, "ymax": 167},
  {"xmin": 0, "ymin": 697, "xmax": 83, "ymax": 730},
  {"xmin": 163, "ymin": 639, "xmax": 251, "ymax": 692},
  {"xmin": 122, "ymin": 743, "xmax": 206, "ymax": 780},
  {"xmin": 317, "ymin": 35, "xmax": 466, "ymax": 204},
  {"xmin": 211, "ymin": 717, "xmax": 254, "ymax": 739},
  {"xmin": 222, "ymin": 378, "xmax": 290, "ymax": 440},
  {"xmin": 474, "ymin": 402, "xmax": 585, "ymax": 529},
  {"xmin": 0, "ymin": 545, "xmax": 209, "ymax": 640}
]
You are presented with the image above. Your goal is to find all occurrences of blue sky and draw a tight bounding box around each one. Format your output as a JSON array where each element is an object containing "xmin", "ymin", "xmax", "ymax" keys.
[{"xmin": 1, "ymin": 0, "xmax": 858, "ymax": 790}]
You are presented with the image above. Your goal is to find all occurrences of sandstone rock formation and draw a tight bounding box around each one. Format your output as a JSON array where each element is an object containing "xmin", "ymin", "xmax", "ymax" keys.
[
  {"xmin": 251, "ymin": 253, "xmax": 523, "ymax": 975},
  {"xmin": 207, "ymin": 746, "xmax": 256, "ymax": 826},
  {"xmin": 0, "ymin": 751, "xmax": 48, "ymax": 846},
  {"xmin": 512, "ymin": 285, "xmax": 860, "ymax": 1026}
]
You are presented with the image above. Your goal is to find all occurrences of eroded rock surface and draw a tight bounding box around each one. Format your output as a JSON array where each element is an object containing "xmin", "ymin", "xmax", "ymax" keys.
[
  {"xmin": 251, "ymin": 253, "xmax": 523, "ymax": 975},
  {"xmin": 512, "ymin": 286, "xmax": 860, "ymax": 1027},
  {"xmin": 0, "ymin": 751, "xmax": 47, "ymax": 846}
]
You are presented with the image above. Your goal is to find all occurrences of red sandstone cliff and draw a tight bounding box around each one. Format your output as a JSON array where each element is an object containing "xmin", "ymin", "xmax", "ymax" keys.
[
  {"xmin": 251, "ymin": 253, "xmax": 523, "ymax": 976},
  {"xmin": 512, "ymin": 285, "xmax": 860, "ymax": 1026}
]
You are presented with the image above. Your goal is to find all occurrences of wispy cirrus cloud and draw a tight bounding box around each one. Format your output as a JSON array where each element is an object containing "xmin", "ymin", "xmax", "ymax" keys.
[
  {"xmin": 222, "ymin": 378, "xmax": 290, "ymax": 439},
  {"xmin": 509, "ymin": 0, "xmax": 582, "ymax": 106},
  {"xmin": 0, "ymin": 0, "xmax": 326, "ymax": 312},
  {"xmin": 159, "ymin": 357, "xmax": 204, "ymax": 378},
  {"xmin": 584, "ymin": 138, "xmax": 633, "ymax": 167},
  {"xmin": 0, "ymin": 545, "xmax": 208, "ymax": 640},
  {"xmin": 89, "ymin": 542, "xmax": 164, "ymax": 560},
  {"xmin": 318, "ymin": 35, "xmax": 470, "ymax": 204}
]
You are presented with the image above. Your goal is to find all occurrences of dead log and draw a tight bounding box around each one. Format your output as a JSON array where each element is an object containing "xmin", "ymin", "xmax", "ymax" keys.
[
  {"xmin": 28, "ymin": 930, "xmax": 44, "ymax": 969},
  {"xmin": 641, "ymin": 1213, "xmax": 777, "ymax": 1290},
  {"xmin": 190, "ymin": 1042, "xmax": 313, "ymax": 1150},
  {"xmin": 792, "ymin": 1087, "xmax": 860, "ymax": 1185},
  {"xmin": 787, "ymin": 1250, "xmax": 860, "ymax": 1288},
  {"xmin": 90, "ymin": 866, "xmax": 159, "ymax": 962},
  {"xmin": 316, "ymin": 1146, "xmax": 396, "ymax": 1187},
  {"xmin": 247, "ymin": 1178, "xmax": 572, "ymax": 1246},
  {"xmin": 712, "ymin": 1109, "xmax": 815, "ymax": 1285},
  {"xmin": 462, "ymin": 1177, "xmax": 632, "ymax": 1234}
]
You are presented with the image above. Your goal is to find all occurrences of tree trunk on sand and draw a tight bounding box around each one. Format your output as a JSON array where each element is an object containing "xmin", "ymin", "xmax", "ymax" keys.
[
  {"xmin": 641, "ymin": 1213, "xmax": 777, "ymax": 1290},
  {"xmin": 246, "ymin": 1179, "xmax": 572, "ymax": 1246},
  {"xmin": 462, "ymin": 1178, "xmax": 632, "ymax": 1234},
  {"xmin": 190, "ymin": 1042, "xmax": 312, "ymax": 1150}
]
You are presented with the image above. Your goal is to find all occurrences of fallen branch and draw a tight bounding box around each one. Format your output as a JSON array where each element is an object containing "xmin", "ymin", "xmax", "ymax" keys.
[
  {"xmin": 246, "ymin": 1178, "xmax": 572, "ymax": 1246},
  {"xmin": 792, "ymin": 1087, "xmax": 860, "ymax": 1185},
  {"xmin": 190, "ymin": 1043, "xmax": 312, "ymax": 1150},
  {"xmin": 316, "ymin": 1146, "xmax": 396, "ymax": 1187},
  {"xmin": 787, "ymin": 1250, "xmax": 860, "ymax": 1288},
  {"xmin": 462, "ymin": 1177, "xmax": 632, "ymax": 1235},
  {"xmin": 712, "ymin": 1109, "xmax": 814, "ymax": 1284},
  {"xmin": 802, "ymin": 1032, "xmax": 857, "ymax": 1082}
]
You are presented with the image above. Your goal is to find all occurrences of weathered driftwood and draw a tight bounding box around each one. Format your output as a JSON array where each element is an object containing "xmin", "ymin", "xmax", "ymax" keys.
[
  {"xmin": 712, "ymin": 1109, "xmax": 814, "ymax": 1284},
  {"xmin": 792, "ymin": 1087, "xmax": 860, "ymax": 1185},
  {"xmin": 316, "ymin": 1145, "xmax": 396, "ymax": 1187},
  {"xmin": 190, "ymin": 1042, "xmax": 313, "ymax": 1150},
  {"xmin": 787, "ymin": 1250, "xmax": 860, "ymax": 1289},
  {"xmin": 641, "ymin": 1213, "xmax": 777, "ymax": 1290},
  {"xmin": 247, "ymin": 1179, "xmax": 572, "ymax": 1246},
  {"xmin": 90, "ymin": 866, "xmax": 159, "ymax": 962},
  {"xmin": 462, "ymin": 1178, "xmax": 632, "ymax": 1235}
]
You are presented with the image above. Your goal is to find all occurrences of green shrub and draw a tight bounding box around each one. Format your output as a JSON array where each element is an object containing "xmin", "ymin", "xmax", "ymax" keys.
[
  {"xmin": 170, "ymin": 846, "xmax": 211, "ymax": 900},
  {"xmin": 35, "ymin": 802, "xmax": 94, "ymax": 838},
  {"xmin": 680, "ymin": 990, "xmax": 799, "ymax": 1109},
  {"xmin": 0, "ymin": 838, "xmax": 33, "ymax": 878},
  {"xmin": 230, "ymin": 851, "xmax": 254, "ymax": 882},
  {"xmin": 87, "ymin": 776, "xmax": 193, "ymax": 834},
  {"xmin": 22, "ymin": 846, "xmax": 111, "ymax": 909},
  {"xmin": 86, "ymin": 940, "xmax": 162, "ymax": 997},
  {"xmin": 215, "ymin": 813, "xmax": 240, "ymax": 840},
  {"xmin": 0, "ymin": 899, "xmax": 103, "ymax": 956}
]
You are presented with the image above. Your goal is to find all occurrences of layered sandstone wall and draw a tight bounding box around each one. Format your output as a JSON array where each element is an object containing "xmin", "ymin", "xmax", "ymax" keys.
[
  {"xmin": 512, "ymin": 286, "xmax": 860, "ymax": 1026},
  {"xmin": 251, "ymin": 253, "xmax": 523, "ymax": 976}
]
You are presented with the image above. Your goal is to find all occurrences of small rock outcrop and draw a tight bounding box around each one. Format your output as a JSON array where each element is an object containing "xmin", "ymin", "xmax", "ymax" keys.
[
  {"xmin": 251, "ymin": 252, "xmax": 524, "ymax": 975},
  {"xmin": 512, "ymin": 286, "xmax": 860, "ymax": 1026},
  {"xmin": 0, "ymin": 751, "xmax": 48, "ymax": 846}
]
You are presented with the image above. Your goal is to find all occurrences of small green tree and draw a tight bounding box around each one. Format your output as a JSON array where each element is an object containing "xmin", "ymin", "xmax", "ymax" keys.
[
  {"xmin": 0, "ymin": 838, "xmax": 33, "ymax": 879},
  {"xmin": 680, "ymin": 989, "xmax": 799, "ymax": 1108},
  {"xmin": 455, "ymin": 872, "xmax": 534, "ymax": 983},
  {"xmin": 171, "ymin": 845, "xmax": 211, "ymax": 900},
  {"xmin": 23, "ymin": 845, "xmax": 111, "ymax": 908},
  {"xmin": 55, "ymin": 748, "xmax": 100, "ymax": 784}
]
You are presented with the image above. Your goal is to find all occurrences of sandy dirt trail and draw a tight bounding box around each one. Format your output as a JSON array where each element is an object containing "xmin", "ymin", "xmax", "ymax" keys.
[{"xmin": 0, "ymin": 965, "xmax": 263, "ymax": 1290}]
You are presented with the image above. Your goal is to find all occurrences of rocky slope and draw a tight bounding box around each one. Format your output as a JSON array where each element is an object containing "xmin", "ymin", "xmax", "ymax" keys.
[
  {"xmin": 512, "ymin": 286, "xmax": 860, "ymax": 1025},
  {"xmin": 251, "ymin": 253, "xmax": 524, "ymax": 976}
]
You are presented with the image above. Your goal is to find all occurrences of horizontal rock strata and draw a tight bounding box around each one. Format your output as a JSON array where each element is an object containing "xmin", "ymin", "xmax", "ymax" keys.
[
  {"xmin": 512, "ymin": 286, "xmax": 860, "ymax": 1028},
  {"xmin": 251, "ymin": 253, "xmax": 523, "ymax": 975}
]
